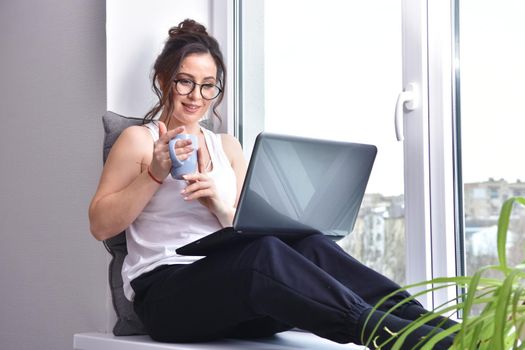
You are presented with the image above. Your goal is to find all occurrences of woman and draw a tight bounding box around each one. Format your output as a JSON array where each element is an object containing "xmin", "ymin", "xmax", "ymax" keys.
[{"xmin": 89, "ymin": 19, "xmax": 455, "ymax": 349}]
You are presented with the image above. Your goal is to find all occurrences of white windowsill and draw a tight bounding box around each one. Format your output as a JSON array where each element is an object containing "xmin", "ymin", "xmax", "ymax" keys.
[{"xmin": 74, "ymin": 331, "xmax": 367, "ymax": 350}]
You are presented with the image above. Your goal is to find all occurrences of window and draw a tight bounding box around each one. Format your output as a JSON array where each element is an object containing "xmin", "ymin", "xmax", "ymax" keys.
[
  {"xmin": 234, "ymin": 0, "xmax": 464, "ymax": 309},
  {"xmin": 457, "ymin": 0, "xmax": 525, "ymax": 274},
  {"xmin": 238, "ymin": 0, "xmax": 413, "ymax": 285}
]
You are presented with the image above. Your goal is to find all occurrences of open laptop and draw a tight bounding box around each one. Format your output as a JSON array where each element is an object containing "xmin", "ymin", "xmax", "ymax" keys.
[{"xmin": 176, "ymin": 132, "xmax": 377, "ymax": 256}]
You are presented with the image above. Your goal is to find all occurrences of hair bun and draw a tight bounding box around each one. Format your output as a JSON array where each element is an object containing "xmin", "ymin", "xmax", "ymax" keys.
[{"xmin": 169, "ymin": 19, "xmax": 208, "ymax": 38}]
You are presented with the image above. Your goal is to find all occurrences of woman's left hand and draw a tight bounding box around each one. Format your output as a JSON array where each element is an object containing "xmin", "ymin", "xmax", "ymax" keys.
[{"xmin": 181, "ymin": 148, "xmax": 232, "ymax": 223}]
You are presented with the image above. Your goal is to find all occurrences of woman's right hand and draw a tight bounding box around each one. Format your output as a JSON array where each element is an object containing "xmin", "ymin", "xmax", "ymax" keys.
[{"xmin": 148, "ymin": 122, "xmax": 195, "ymax": 181}]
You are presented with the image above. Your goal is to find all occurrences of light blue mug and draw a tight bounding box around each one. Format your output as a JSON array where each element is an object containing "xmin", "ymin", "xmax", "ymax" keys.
[{"xmin": 168, "ymin": 134, "xmax": 199, "ymax": 180}]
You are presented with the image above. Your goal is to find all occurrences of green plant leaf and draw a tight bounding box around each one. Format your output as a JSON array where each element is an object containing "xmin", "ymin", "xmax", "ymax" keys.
[
  {"xmin": 497, "ymin": 197, "xmax": 525, "ymax": 268},
  {"xmin": 512, "ymin": 285, "xmax": 525, "ymax": 349},
  {"xmin": 493, "ymin": 270, "xmax": 520, "ymax": 347},
  {"xmin": 461, "ymin": 267, "xmax": 484, "ymax": 343}
]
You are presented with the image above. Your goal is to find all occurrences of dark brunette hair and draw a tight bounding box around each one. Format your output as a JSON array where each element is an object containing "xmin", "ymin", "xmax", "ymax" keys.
[{"xmin": 143, "ymin": 19, "xmax": 226, "ymax": 125}]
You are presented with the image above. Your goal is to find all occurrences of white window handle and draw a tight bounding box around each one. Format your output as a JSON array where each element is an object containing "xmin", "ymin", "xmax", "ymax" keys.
[{"xmin": 394, "ymin": 83, "xmax": 419, "ymax": 141}]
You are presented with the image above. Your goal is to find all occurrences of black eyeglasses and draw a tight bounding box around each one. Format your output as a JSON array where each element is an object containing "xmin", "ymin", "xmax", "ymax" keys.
[{"xmin": 172, "ymin": 79, "xmax": 222, "ymax": 100}]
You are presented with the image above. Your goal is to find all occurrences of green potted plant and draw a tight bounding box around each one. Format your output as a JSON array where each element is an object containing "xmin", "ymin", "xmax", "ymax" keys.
[{"xmin": 362, "ymin": 196, "xmax": 525, "ymax": 350}]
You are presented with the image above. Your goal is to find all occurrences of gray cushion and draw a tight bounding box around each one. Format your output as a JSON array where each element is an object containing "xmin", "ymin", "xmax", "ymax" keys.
[{"xmin": 101, "ymin": 111, "xmax": 146, "ymax": 336}]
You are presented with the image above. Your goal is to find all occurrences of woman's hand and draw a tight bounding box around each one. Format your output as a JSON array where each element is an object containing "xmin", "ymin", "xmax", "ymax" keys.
[
  {"xmin": 148, "ymin": 122, "xmax": 194, "ymax": 181},
  {"xmin": 181, "ymin": 147, "xmax": 234, "ymax": 226}
]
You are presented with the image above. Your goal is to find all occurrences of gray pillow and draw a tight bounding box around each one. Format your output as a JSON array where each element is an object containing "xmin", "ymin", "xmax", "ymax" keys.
[{"xmin": 101, "ymin": 111, "xmax": 146, "ymax": 336}]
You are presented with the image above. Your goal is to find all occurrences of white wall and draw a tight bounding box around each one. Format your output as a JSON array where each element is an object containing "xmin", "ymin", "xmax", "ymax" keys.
[
  {"xmin": 106, "ymin": 0, "xmax": 234, "ymax": 133},
  {"xmin": 107, "ymin": 0, "xmax": 211, "ymax": 118}
]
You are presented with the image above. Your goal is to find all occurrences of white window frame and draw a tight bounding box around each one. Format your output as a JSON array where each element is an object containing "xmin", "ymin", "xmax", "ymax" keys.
[
  {"xmin": 394, "ymin": 0, "xmax": 459, "ymax": 309},
  {"xmin": 400, "ymin": 0, "xmax": 432, "ymax": 308},
  {"xmin": 427, "ymin": 0, "xmax": 459, "ymax": 309},
  {"xmin": 210, "ymin": 0, "xmax": 238, "ymax": 135}
]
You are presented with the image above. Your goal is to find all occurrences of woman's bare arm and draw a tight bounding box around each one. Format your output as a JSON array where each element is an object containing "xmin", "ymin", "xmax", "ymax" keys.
[
  {"xmin": 221, "ymin": 133, "xmax": 248, "ymax": 208},
  {"xmin": 88, "ymin": 126, "xmax": 159, "ymax": 241}
]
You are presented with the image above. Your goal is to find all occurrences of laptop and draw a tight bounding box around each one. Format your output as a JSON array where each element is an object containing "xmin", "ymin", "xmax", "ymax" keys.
[{"xmin": 176, "ymin": 132, "xmax": 377, "ymax": 256}]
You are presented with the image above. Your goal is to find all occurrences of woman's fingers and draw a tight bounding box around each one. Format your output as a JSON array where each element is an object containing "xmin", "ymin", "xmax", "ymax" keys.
[
  {"xmin": 182, "ymin": 178, "xmax": 213, "ymax": 201},
  {"xmin": 181, "ymin": 173, "xmax": 214, "ymax": 199},
  {"xmin": 173, "ymin": 139, "xmax": 194, "ymax": 157},
  {"xmin": 181, "ymin": 173, "xmax": 225, "ymax": 214},
  {"xmin": 183, "ymin": 177, "xmax": 210, "ymax": 192},
  {"xmin": 162, "ymin": 126, "xmax": 185, "ymax": 143},
  {"xmin": 158, "ymin": 121, "xmax": 168, "ymax": 138},
  {"xmin": 182, "ymin": 188, "xmax": 214, "ymax": 201},
  {"xmin": 182, "ymin": 173, "xmax": 205, "ymax": 182}
]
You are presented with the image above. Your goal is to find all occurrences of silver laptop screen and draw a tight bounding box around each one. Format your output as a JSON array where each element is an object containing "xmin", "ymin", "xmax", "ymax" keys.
[{"xmin": 234, "ymin": 133, "xmax": 377, "ymax": 238}]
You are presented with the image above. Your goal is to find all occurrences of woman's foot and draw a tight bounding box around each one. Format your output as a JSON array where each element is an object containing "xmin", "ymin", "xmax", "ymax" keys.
[
  {"xmin": 399, "ymin": 303, "xmax": 458, "ymax": 331},
  {"xmin": 358, "ymin": 309, "xmax": 455, "ymax": 350}
]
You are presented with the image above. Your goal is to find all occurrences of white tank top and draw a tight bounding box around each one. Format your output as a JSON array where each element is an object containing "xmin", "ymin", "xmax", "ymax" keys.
[{"xmin": 122, "ymin": 123, "xmax": 237, "ymax": 300}]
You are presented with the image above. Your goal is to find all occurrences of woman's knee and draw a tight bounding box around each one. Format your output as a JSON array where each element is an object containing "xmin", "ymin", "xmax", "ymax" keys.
[
  {"xmin": 290, "ymin": 233, "xmax": 337, "ymax": 254},
  {"xmin": 245, "ymin": 235, "xmax": 287, "ymax": 255},
  {"xmin": 238, "ymin": 235, "xmax": 308, "ymax": 276},
  {"xmin": 241, "ymin": 236, "xmax": 289, "ymax": 263}
]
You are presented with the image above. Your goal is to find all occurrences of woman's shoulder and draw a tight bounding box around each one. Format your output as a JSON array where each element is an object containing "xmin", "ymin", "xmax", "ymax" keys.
[
  {"xmin": 118, "ymin": 124, "xmax": 153, "ymax": 145},
  {"xmin": 109, "ymin": 125, "xmax": 153, "ymax": 159},
  {"xmin": 201, "ymin": 128, "xmax": 241, "ymax": 152},
  {"xmin": 218, "ymin": 133, "xmax": 244, "ymax": 165},
  {"xmin": 219, "ymin": 133, "xmax": 242, "ymax": 152}
]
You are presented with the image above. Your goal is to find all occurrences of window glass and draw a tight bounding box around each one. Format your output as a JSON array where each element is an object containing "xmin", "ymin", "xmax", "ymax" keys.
[
  {"xmin": 241, "ymin": 0, "xmax": 407, "ymax": 283},
  {"xmin": 458, "ymin": 0, "xmax": 525, "ymax": 275}
]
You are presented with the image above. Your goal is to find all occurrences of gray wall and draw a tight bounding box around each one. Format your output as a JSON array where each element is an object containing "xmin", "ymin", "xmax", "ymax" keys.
[{"xmin": 0, "ymin": 1, "xmax": 108, "ymax": 349}]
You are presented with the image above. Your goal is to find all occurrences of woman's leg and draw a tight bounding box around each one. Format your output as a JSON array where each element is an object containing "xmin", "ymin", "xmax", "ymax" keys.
[
  {"xmin": 132, "ymin": 235, "xmax": 370, "ymax": 344},
  {"xmin": 287, "ymin": 234, "xmax": 457, "ymax": 329},
  {"xmin": 286, "ymin": 234, "xmax": 413, "ymax": 308}
]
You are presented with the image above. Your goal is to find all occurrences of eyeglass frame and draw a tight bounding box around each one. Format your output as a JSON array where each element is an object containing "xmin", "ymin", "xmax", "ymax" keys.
[{"xmin": 172, "ymin": 79, "xmax": 223, "ymax": 100}]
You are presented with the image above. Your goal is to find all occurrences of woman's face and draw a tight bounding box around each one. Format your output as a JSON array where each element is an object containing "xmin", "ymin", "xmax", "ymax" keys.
[{"xmin": 169, "ymin": 53, "xmax": 218, "ymax": 126}]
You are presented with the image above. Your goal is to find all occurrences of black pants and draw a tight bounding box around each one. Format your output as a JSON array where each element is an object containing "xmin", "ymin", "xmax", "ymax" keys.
[{"xmin": 132, "ymin": 234, "xmax": 420, "ymax": 344}]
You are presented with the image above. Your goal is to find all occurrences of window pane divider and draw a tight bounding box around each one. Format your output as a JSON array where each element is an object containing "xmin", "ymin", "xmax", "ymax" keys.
[
  {"xmin": 402, "ymin": 0, "xmax": 433, "ymax": 308},
  {"xmin": 427, "ymin": 0, "xmax": 459, "ymax": 311}
]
